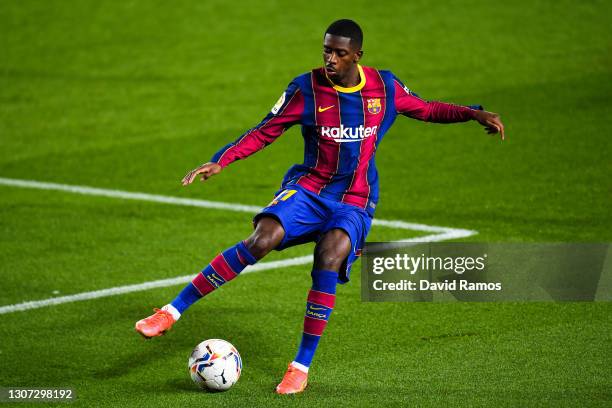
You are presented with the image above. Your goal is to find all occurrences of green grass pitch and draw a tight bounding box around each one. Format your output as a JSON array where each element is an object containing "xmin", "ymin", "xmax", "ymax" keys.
[{"xmin": 1, "ymin": 0, "xmax": 611, "ymax": 406}]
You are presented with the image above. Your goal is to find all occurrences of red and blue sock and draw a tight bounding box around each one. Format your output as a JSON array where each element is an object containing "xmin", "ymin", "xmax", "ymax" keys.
[
  {"xmin": 168, "ymin": 241, "xmax": 257, "ymax": 316},
  {"xmin": 292, "ymin": 269, "xmax": 338, "ymax": 372}
]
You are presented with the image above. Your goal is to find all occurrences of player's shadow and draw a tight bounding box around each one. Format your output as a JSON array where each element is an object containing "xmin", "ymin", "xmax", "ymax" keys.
[
  {"xmin": 166, "ymin": 378, "xmax": 200, "ymax": 393},
  {"xmin": 88, "ymin": 274, "xmax": 309, "ymax": 386},
  {"xmin": 91, "ymin": 305, "xmax": 285, "ymax": 381},
  {"xmin": 89, "ymin": 306, "xmax": 203, "ymax": 380},
  {"xmin": 91, "ymin": 339, "xmax": 175, "ymax": 380}
]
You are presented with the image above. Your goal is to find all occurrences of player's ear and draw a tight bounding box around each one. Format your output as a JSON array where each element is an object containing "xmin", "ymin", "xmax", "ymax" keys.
[{"xmin": 354, "ymin": 50, "xmax": 363, "ymax": 63}]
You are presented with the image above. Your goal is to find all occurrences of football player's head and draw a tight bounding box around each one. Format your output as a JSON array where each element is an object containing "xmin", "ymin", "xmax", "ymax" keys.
[{"xmin": 323, "ymin": 19, "xmax": 363, "ymax": 82}]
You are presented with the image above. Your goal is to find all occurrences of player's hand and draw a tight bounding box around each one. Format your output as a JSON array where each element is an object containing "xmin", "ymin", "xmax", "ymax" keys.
[
  {"xmin": 473, "ymin": 110, "xmax": 505, "ymax": 140},
  {"xmin": 181, "ymin": 162, "xmax": 222, "ymax": 186}
]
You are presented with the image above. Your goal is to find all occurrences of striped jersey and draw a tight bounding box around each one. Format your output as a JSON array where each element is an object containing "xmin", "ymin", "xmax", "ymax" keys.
[{"xmin": 211, "ymin": 65, "xmax": 477, "ymax": 216}]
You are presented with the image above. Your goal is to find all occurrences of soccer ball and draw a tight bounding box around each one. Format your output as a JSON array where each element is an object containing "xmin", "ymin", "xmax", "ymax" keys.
[{"xmin": 188, "ymin": 339, "xmax": 242, "ymax": 391}]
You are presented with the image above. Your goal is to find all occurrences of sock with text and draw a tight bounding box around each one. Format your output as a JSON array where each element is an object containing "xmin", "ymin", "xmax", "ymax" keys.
[
  {"xmin": 169, "ymin": 241, "xmax": 257, "ymax": 316},
  {"xmin": 293, "ymin": 269, "xmax": 338, "ymax": 371}
]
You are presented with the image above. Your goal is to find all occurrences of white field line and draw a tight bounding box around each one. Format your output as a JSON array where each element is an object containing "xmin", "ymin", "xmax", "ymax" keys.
[
  {"xmin": 0, "ymin": 256, "xmax": 314, "ymax": 314},
  {"xmin": 0, "ymin": 177, "xmax": 478, "ymax": 314}
]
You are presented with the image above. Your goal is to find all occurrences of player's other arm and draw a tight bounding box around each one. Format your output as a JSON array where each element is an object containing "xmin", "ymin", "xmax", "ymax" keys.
[
  {"xmin": 393, "ymin": 78, "xmax": 505, "ymax": 140},
  {"xmin": 182, "ymin": 83, "xmax": 304, "ymax": 185}
]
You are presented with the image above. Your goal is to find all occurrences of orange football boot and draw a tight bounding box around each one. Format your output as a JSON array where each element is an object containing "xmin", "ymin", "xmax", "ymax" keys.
[
  {"xmin": 135, "ymin": 308, "xmax": 176, "ymax": 338},
  {"xmin": 275, "ymin": 363, "xmax": 308, "ymax": 394}
]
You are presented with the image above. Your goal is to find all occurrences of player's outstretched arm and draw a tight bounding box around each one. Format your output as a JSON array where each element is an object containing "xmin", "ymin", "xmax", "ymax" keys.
[
  {"xmin": 181, "ymin": 82, "xmax": 303, "ymax": 187},
  {"xmin": 392, "ymin": 75, "xmax": 506, "ymax": 140},
  {"xmin": 181, "ymin": 162, "xmax": 222, "ymax": 186},
  {"xmin": 472, "ymin": 110, "xmax": 505, "ymax": 140}
]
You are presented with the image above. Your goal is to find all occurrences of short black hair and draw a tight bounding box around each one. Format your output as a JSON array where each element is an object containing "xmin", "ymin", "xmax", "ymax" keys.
[{"xmin": 325, "ymin": 19, "xmax": 363, "ymax": 49}]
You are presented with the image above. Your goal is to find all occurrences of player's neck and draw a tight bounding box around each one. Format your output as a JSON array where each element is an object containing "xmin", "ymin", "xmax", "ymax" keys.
[{"xmin": 333, "ymin": 65, "xmax": 360, "ymax": 88}]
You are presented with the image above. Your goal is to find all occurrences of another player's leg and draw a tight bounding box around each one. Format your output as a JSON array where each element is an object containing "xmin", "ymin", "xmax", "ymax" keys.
[
  {"xmin": 135, "ymin": 217, "xmax": 284, "ymax": 338},
  {"xmin": 276, "ymin": 229, "xmax": 351, "ymax": 394}
]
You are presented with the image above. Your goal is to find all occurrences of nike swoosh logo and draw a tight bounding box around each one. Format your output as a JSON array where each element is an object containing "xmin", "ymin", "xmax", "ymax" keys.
[{"xmin": 318, "ymin": 105, "xmax": 335, "ymax": 113}]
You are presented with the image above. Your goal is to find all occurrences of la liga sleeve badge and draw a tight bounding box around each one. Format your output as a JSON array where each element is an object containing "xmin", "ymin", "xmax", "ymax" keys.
[{"xmin": 271, "ymin": 92, "xmax": 286, "ymax": 115}]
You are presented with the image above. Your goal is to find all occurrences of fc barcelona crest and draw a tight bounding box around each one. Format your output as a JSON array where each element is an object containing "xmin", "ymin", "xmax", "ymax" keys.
[{"xmin": 367, "ymin": 98, "xmax": 381, "ymax": 114}]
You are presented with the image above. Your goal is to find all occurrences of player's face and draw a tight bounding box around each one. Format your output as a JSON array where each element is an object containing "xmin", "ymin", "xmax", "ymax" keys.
[{"xmin": 323, "ymin": 34, "xmax": 362, "ymax": 81}]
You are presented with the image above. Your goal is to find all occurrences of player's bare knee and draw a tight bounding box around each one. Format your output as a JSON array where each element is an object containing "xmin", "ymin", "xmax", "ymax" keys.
[
  {"xmin": 244, "ymin": 234, "xmax": 274, "ymax": 259},
  {"xmin": 245, "ymin": 218, "xmax": 285, "ymax": 259},
  {"xmin": 314, "ymin": 255, "xmax": 343, "ymax": 271},
  {"xmin": 314, "ymin": 229, "xmax": 351, "ymax": 271},
  {"xmin": 314, "ymin": 247, "xmax": 345, "ymax": 271}
]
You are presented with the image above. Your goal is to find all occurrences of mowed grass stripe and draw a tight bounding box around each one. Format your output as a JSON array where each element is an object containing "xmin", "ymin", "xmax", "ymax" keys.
[{"xmin": 0, "ymin": 177, "xmax": 477, "ymax": 236}]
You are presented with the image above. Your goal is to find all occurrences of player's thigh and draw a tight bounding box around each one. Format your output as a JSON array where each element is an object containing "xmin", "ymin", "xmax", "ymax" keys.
[{"xmin": 254, "ymin": 186, "xmax": 328, "ymax": 250}]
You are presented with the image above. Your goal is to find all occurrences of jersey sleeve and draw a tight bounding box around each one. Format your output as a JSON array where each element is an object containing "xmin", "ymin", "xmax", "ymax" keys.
[
  {"xmin": 210, "ymin": 81, "xmax": 304, "ymax": 168},
  {"xmin": 392, "ymin": 75, "xmax": 481, "ymax": 123}
]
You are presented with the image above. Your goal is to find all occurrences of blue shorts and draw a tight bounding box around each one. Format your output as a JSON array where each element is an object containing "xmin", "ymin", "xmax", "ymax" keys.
[{"xmin": 253, "ymin": 185, "xmax": 372, "ymax": 283}]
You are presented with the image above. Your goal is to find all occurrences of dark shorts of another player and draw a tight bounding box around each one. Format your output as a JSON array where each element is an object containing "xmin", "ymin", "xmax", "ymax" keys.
[{"xmin": 253, "ymin": 184, "xmax": 372, "ymax": 283}]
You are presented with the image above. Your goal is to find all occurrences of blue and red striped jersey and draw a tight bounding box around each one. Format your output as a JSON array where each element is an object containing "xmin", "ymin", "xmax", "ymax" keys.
[{"xmin": 211, "ymin": 65, "xmax": 477, "ymax": 216}]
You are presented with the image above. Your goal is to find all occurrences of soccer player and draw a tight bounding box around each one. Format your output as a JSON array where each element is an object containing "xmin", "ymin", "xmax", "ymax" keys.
[{"xmin": 135, "ymin": 19, "xmax": 505, "ymax": 394}]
